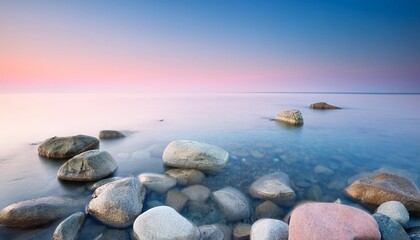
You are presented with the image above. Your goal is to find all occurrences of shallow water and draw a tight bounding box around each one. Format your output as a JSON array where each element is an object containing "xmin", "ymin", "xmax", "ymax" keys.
[{"xmin": 0, "ymin": 93, "xmax": 419, "ymax": 239}]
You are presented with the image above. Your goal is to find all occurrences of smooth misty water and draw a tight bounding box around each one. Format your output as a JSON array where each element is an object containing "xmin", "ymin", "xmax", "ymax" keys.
[{"xmin": 0, "ymin": 93, "xmax": 419, "ymax": 239}]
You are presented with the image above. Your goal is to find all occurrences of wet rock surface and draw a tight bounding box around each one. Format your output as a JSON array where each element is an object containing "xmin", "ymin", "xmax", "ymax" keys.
[
  {"xmin": 99, "ymin": 130, "xmax": 125, "ymax": 139},
  {"xmin": 275, "ymin": 110, "xmax": 303, "ymax": 125},
  {"xmin": 309, "ymin": 102, "xmax": 341, "ymax": 109},
  {"xmin": 166, "ymin": 168, "xmax": 205, "ymax": 186},
  {"xmin": 51, "ymin": 212, "xmax": 86, "ymax": 240},
  {"xmin": 212, "ymin": 187, "xmax": 251, "ymax": 222},
  {"xmin": 250, "ymin": 218, "xmax": 288, "ymax": 240},
  {"xmin": 373, "ymin": 213, "xmax": 410, "ymax": 240},
  {"xmin": 38, "ymin": 135, "xmax": 99, "ymax": 159},
  {"xmin": 138, "ymin": 173, "xmax": 177, "ymax": 194}
]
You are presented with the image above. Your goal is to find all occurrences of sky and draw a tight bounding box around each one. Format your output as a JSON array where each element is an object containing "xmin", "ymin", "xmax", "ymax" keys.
[{"xmin": 1, "ymin": 0, "xmax": 420, "ymax": 93}]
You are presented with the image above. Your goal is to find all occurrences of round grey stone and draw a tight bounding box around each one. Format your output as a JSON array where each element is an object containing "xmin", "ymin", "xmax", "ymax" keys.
[
  {"xmin": 166, "ymin": 169, "xmax": 205, "ymax": 186},
  {"xmin": 376, "ymin": 201, "xmax": 409, "ymax": 228},
  {"xmin": 182, "ymin": 185, "xmax": 211, "ymax": 202},
  {"xmin": 373, "ymin": 213, "xmax": 410, "ymax": 240},
  {"xmin": 250, "ymin": 219, "xmax": 288, "ymax": 240},
  {"xmin": 212, "ymin": 187, "xmax": 251, "ymax": 222},
  {"xmin": 52, "ymin": 212, "xmax": 86, "ymax": 240},
  {"xmin": 138, "ymin": 173, "xmax": 177, "ymax": 194}
]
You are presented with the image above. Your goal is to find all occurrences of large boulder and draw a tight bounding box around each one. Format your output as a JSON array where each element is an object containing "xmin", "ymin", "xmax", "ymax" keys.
[
  {"xmin": 162, "ymin": 140, "xmax": 229, "ymax": 172},
  {"xmin": 248, "ymin": 172, "xmax": 296, "ymax": 204},
  {"xmin": 87, "ymin": 177, "xmax": 146, "ymax": 228},
  {"xmin": 52, "ymin": 212, "xmax": 86, "ymax": 240},
  {"xmin": 166, "ymin": 169, "xmax": 205, "ymax": 186},
  {"xmin": 99, "ymin": 130, "xmax": 125, "ymax": 139},
  {"xmin": 138, "ymin": 173, "xmax": 177, "ymax": 194},
  {"xmin": 345, "ymin": 172, "xmax": 420, "ymax": 216},
  {"xmin": 133, "ymin": 206, "xmax": 200, "ymax": 240},
  {"xmin": 288, "ymin": 202, "xmax": 380, "ymax": 240},
  {"xmin": 38, "ymin": 135, "xmax": 99, "ymax": 159},
  {"xmin": 250, "ymin": 219, "xmax": 288, "ymax": 240},
  {"xmin": 373, "ymin": 213, "xmax": 410, "ymax": 240},
  {"xmin": 376, "ymin": 201, "xmax": 409, "ymax": 228},
  {"xmin": 309, "ymin": 102, "xmax": 341, "ymax": 109},
  {"xmin": 275, "ymin": 110, "xmax": 303, "ymax": 125},
  {"xmin": 0, "ymin": 196, "xmax": 82, "ymax": 227},
  {"xmin": 212, "ymin": 187, "xmax": 251, "ymax": 222},
  {"xmin": 57, "ymin": 150, "xmax": 118, "ymax": 182}
]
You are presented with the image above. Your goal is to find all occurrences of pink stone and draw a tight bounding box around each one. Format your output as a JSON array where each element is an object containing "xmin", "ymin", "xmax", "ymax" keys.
[{"xmin": 289, "ymin": 203, "xmax": 381, "ymax": 240}]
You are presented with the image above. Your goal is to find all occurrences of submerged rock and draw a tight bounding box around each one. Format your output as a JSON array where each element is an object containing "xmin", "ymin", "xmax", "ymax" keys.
[
  {"xmin": 199, "ymin": 224, "xmax": 232, "ymax": 240},
  {"xmin": 99, "ymin": 130, "xmax": 125, "ymax": 139},
  {"xmin": 133, "ymin": 206, "xmax": 200, "ymax": 240},
  {"xmin": 288, "ymin": 202, "xmax": 380, "ymax": 240},
  {"xmin": 166, "ymin": 169, "xmax": 205, "ymax": 186},
  {"xmin": 165, "ymin": 190, "xmax": 188, "ymax": 212},
  {"xmin": 38, "ymin": 135, "xmax": 99, "ymax": 159},
  {"xmin": 250, "ymin": 218, "xmax": 288, "ymax": 240},
  {"xmin": 309, "ymin": 102, "xmax": 341, "ymax": 109},
  {"xmin": 373, "ymin": 213, "xmax": 410, "ymax": 240},
  {"xmin": 248, "ymin": 172, "xmax": 296, "ymax": 203},
  {"xmin": 345, "ymin": 172, "xmax": 420, "ymax": 215},
  {"xmin": 182, "ymin": 185, "xmax": 211, "ymax": 202},
  {"xmin": 233, "ymin": 223, "xmax": 251, "ymax": 240},
  {"xmin": 89, "ymin": 177, "xmax": 124, "ymax": 191},
  {"xmin": 275, "ymin": 110, "xmax": 303, "ymax": 125},
  {"xmin": 0, "ymin": 196, "xmax": 81, "ymax": 227},
  {"xmin": 162, "ymin": 140, "xmax": 229, "ymax": 172},
  {"xmin": 52, "ymin": 212, "xmax": 86, "ymax": 240},
  {"xmin": 407, "ymin": 226, "xmax": 420, "ymax": 240},
  {"xmin": 87, "ymin": 177, "xmax": 146, "ymax": 228},
  {"xmin": 376, "ymin": 201, "xmax": 409, "ymax": 228},
  {"xmin": 255, "ymin": 201, "xmax": 283, "ymax": 220},
  {"xmin": 138, "ymin": 173, "xmax": 177, "ymax": 194},
  {"xmin": 212, "ymin": 187, "xmax": 251, "ymax": 222},
  {"xmin": 58, "ymin": 150, "xmax": 118, "ymax": 182}
]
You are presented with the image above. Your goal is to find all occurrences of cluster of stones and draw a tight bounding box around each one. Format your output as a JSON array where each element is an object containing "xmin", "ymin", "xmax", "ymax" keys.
[
  {"xmin": 275, "ymin": 102, "xmax": 341, "ymax": 126},
  {"xmin": 1, "ymin": 132, "xmax": 420, "ymax": 239}
]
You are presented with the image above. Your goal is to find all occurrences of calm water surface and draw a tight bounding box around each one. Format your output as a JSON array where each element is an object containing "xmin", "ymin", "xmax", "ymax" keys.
[{"xmin": 0, "ymin": 93, "xmax": 419, "ymax": 239}]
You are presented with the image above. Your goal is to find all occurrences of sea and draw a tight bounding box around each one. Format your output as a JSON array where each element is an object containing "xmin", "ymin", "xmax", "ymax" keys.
[{"xmin": 0, "ymin": 93, "xmax": 419, "ymax": 239}]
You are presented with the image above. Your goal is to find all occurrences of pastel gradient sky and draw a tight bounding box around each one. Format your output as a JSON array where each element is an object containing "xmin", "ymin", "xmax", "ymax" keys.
[{"xmin": 1, "ymin": 0, "xmax": 420, "ymax": 93}]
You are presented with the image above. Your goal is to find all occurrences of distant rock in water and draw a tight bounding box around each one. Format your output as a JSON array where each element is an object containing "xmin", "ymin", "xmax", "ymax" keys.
[
  {"xmin": 309, "ymin": 102, "xmax": 341, "ymax": 109},
  {"xmin": 163, "ymin": 140, "xmax": 229, "ymax": 172},
  {"xmin": 51, "ymin": 212, "xmax": 86, "ymax": 240},
  {"xmin": 275, "ymin": 110, "xmax": 303, "ymax": 125},
  {"xmin": 0, "ymin": 196, "xmax": 82, "ymax": 227},
  {"xmin": 57, "ymin": 150, "xmax": 118, "ymax": 182},
  {"xmin": 38, "ymin": 135, "xmax": 99, "ymax": 159},
  {"xmin": 345, "ymin": 172, "xmax": 420, "ymax": 216},
  {"xmin": 99, "ymin": 130, "xmax": 125, "ymax": 139}
]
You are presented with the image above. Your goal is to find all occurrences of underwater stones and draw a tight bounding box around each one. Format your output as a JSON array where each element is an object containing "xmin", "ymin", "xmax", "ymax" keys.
[
  {"xmin": 52, "ymin": 212, "xmax": 86, "ymax": 240},
  {"xmin": 248, "ymin": 172, "xmax": 296, "ymax": 203},
  {"xmin": 87, "ymin": 177, "xmax": 146, "ymax": 228},
  {"xmin": 305, "ymin": 185, "xmax": 323, "ymax": 201},
  {"xmin": 275, "ymin": 109, "xmax": 303, "ymax": 125},
  {"xmin": 212, "ymin": 187, "xmax": 251, "ymax": 222},
  {"xmin": 373, "ymin": 213, "xmax": 410, "ymax": 240},
  {"xmin": 133, "ymin": 206, "xmax": 200, "ymax": 240},
  {"xmin": 99, "ymin": 130, "xmax": 125, "ymax": 139},
  {"xmin": 162, "ymin": 140, "xmax": 229, "ymax": 172},
  {"xmin": 376, "ymin": 201, "xmax": 409, "ymax": 228},
  {"xmin": 182, "ymin": 185, "xmax": 211, "ymax": 202},
  {"xmin": 309, "ymin": 102, "xmax": 341, "ymax": 109},
  {"xmin": 250, "ymin": 150, "xmax": 265, "ymax": 159},
  {"xmin": 57, "ymin": 150, "xmax": 118, "ymax": 182},
  {"xmin": 166, "ymin": 168, "xmax": 205, "ymax": 186},
  {"xmin": 313, "ymin": 165, "xmax": 333, "ymax": 175},
  {"xmin": 165, "ymin": 190, "xmax": 188, "ymax": 212},
  {"xmin": 0, "ymin": 196, "xmax": 81, "ymax": 227},
  {"xmin": 138, "ymin": 173, "xmax": 177, "ymax": 194},
  {"xmin": 250, "ymin": 219, "xmax": 288, "ymax": 240},
  {"xmin": 38, "ymin": 135, "xmax": 99, "ymax": 159},
  {"xmin": 255, "ymin": 201, "xmax": 283, "ymax": 220},
  {"xmin": 288, "ymin": 203, "xmax": 381, "ymax": 240},
  {"xmin": 199, "ymin": 224, "xmax": 232, "ymax": 240},
  {"xmin": 233, "ymin": 223, "xmax": 251, "ymax": 240},
  {"xmin": 345, "ymin": 172, "xmax": 420, "ymax": 215}
]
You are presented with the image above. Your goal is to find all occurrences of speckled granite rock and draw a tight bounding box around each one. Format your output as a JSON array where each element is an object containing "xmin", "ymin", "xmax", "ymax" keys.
[
  {"xmin": 376, "ymin": 201, "xmax": 409, "ymax": 228},
  {"xmin": 212, "ymin": 187, "xmax": 251, "ymax": 222},
  {"xmin": 275, "ymin": 110, "xmax": 303, "ymax": 125},
  {"xmin": 38, "ymin": 135, "xmax": 99, "ymax": 159},
  {"xmin": 52, "ymin": 212, "xmax": 86, "ymax": 240},
  {"xmin": 250, "ymin": 219, "xmax": 288, "ymax": 240}
]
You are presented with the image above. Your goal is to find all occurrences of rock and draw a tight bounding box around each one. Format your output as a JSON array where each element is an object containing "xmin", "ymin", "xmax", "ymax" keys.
[
  {"xmin": 305, "ymin": 185, "xmax": 323, "ymax": 201},
  {"xmin": 407, "ymin": 226, "xmax": 420, "ymax": 240},
  {"xmin": 38, "ymin": 135, "xmax": 99, "ymax": 159},
  {"xmin": 309, "ymin": 102, "xmax": 341, "ymax": 109},
  {"xmin": 275, "ymin": 109, "xmax": 303, "ymax": 125},
  {"xmin": 288, "ymin": 203, "xmax": 381, "ymax": 240},
  {"xmin": 248, "ymin": 172, "xmax": 296, "ymax": 203},
  {"xmin": 0, "ymin": 196, "xmax": 81, "ymax": 227},
  {"xmin": 199, "ymin": 224, "xmax": 232, "ymax": 240},
  {"xmin": 87, "ymin": 177, "xmax": 146, "ymax": 228},
  {"xmin": 162, "ymin": 140, "xmax": 229, "ymax": 172},
  {"xmin": 182, "ymin": 185, "xmax": 211, "ymax": 202},
  {"xmin": 99, "ymin": 130, "xmax": 125, "ymax": 139},
  {"xmin": 376, "ymin": 201, "xmax": 409, "ymax": 228},
  {"xmin": 89, "ymin": 177, "xmax": 124, "ymax": 191},
  {"xmin": 166, "ymin": 169, "xmax": 205, "ymax": 186},
  {"xmin": 165, "ymin": 190, "xmax": 188, "ymax": 212},
  {"xmin": 94, "ymin": 229, "xmax": 130, "ymax": 240},
  {"xmin": 373, "ymin": 213, "xmax": 410, "ymax": 240},
  {"xmin": 212, "ymin": 187, "xmax": 251, "ymax": 222},
  {"xmin": 313, "ymin": 165, "xmax": 333, "ymax": 175},
  {"xmin": 250, "ymin": 219, "xmax": 288, "ymax": 240},
  {"xmin": 57, "ymin": 150, "xmax": 118, "ymax": 182},
  {"xmin": 345, "ymin": 172, "xmax": 420, "ymax": 215},
  {"xmin": 52, "ymin": 212, "xmax": 86, "ymax": 240},
  {"xmin": 138, "ymin": 173, "xmax": 177, "ymax": 194},
  {"xmin": 255, "ymin": 201, "xmax": 283, "ymax": 220},
  {"xmin": 233, "ymin": 223, "xmax": 251, "ymax": 240},
  {"xmin": 250, "ymin": 150, "xmax": 265, "ymax": 159},
  {"xmin": 133, "ymin": 206, "xmax": 200, "ymax": 240}
]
